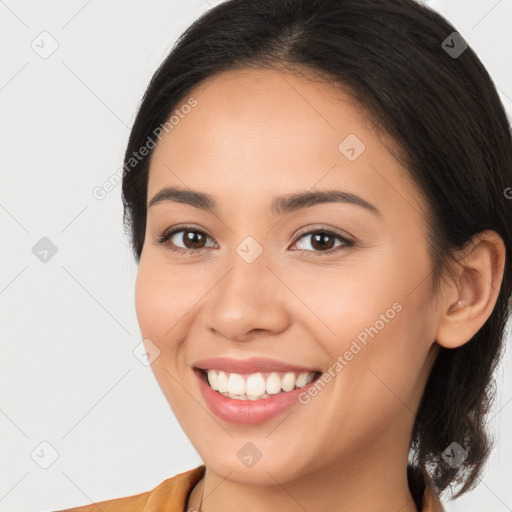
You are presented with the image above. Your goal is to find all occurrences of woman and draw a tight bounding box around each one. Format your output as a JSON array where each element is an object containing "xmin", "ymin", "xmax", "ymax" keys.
[{"xmin": 58, "ymin": 0, "xmax": 512, "ymax": 510}]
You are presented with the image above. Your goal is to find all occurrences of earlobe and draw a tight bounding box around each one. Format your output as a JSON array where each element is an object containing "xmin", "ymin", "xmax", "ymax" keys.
[{"xmin": 435, "ymin": 230, "xmax": 506, "ymax": 350}]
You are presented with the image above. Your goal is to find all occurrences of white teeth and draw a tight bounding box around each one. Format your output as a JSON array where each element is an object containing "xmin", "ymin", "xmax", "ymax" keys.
[
  {"xmin": 217, "ymin": 371, "xmax": 229, "ymax": 392},
  {"xmin": 281, "ymin": 372, "xmax": 296, "ymax": 392},
  {"xmin": 207, "ymin": 370, "xmax": 219, "ymax": 390},
  {"xmin": 296, "ymin": 372, "xmax": 309, "ymax": 388},
  {"xmin": 205, "ymin": 369, "xmax": 318, "ymax": 400},
  {"xmin": 265, "ymin": 372, "xmax": 282, "ymax": 394},
  {"xmin": 245, "ymin": 373, "xmax": 266, "ymax": 396},
  {"xmin": 227, "ymin": 373, "xmax": 245, "ymax": 395}
]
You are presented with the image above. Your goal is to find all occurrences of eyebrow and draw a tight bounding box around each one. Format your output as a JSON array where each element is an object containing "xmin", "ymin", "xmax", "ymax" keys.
[{"xmin": 148, "ymin": 186, "xmax": 380, "ymax": 217}]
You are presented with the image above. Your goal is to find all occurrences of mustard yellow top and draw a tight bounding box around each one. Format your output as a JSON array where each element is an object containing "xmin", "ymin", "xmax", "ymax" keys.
[{"xmin": 56, "ymin": 464, "xmax": 445, "ymax": 511}]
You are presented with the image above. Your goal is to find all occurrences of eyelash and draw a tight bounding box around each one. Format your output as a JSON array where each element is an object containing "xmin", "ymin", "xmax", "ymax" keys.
[{"xmin": 154, "ymin": 224, "xmax": 355, "ymax": 257}]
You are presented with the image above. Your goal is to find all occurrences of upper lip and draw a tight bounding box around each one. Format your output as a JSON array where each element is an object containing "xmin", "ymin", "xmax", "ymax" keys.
[{"xmin": 193, "ymin": 357, "xmax": 321, "ymax": 374}]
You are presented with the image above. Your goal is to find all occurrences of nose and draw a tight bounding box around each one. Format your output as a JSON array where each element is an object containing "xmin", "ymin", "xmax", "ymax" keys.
[{"xmin": 202, "ymin": 244, "xmax": 291, "ymax": 342}]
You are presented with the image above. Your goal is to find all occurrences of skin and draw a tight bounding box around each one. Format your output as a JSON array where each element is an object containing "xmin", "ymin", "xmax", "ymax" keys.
[{"xmin": 134, "ymin": 67, "xmax": 506, "ymax": 512}]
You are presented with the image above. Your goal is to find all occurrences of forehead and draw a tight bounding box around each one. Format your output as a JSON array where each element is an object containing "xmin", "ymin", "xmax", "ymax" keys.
[{"xmin": 147, "ymin": 68, "xmax": 425, "ymax": 221}]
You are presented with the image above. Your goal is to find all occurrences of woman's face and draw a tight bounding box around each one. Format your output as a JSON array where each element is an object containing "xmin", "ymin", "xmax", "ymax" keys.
[{"xmin": 135, "ymin": 68, "xmax": 442, "ymax": 484}]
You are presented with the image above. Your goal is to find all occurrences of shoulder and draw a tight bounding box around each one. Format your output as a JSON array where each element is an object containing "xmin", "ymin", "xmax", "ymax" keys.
[{"xmin": 55, "ymin": 465, "xmax": 206, "ymax": 512}]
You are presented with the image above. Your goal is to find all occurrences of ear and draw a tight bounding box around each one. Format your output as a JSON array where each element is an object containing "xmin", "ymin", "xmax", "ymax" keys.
[{"xmin": 435, "ymin": 230, "xmax": 506, "ymax": 349}]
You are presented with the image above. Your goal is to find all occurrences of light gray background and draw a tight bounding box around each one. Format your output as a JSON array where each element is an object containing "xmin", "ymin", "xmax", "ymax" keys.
[{"xmin": 1, "ymin": 1, "xmax": 511, "ymax": 511}]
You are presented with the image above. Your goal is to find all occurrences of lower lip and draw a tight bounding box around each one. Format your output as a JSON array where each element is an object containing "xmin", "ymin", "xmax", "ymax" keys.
[{"xmin": 194, "ymin": 369, "xmax": 319, "ymax": 425}]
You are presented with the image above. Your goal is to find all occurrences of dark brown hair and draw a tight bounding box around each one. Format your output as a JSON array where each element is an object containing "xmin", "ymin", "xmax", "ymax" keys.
[{"xmin": 121, "ymin": 0, "xmax": 512, "ymax": 500}]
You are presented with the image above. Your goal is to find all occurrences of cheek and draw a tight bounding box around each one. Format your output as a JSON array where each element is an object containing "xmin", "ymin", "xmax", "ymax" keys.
[
  {"xmin": 330, "ymin": 249, "xmax": 432, "ymax": 421},
  {"xmin": 134, "ymin": 255, "xmax": 198, "ymax": 344},
  {"xmin": 134, "ymin": 259, "xmax": 197, "ymax": 414},
  {"xmin": 299, "ymin": 240, "xmax": 433, "ymax": 396},
  {"xmin": 307, "ymin": 233, "xmax": 433, "ymax": 352},
  {"xmin": 134, "ymin": 260, "xmax": 186, "ymax": 371}
]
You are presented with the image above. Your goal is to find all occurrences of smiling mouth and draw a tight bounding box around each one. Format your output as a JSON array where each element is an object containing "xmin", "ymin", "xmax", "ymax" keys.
[{"xmin": 197, "ymin": 368, "xmax": 322, "ymax": 401}]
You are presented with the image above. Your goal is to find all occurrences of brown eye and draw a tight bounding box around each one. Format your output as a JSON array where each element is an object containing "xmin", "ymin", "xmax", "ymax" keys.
[
  {"xmin": 178, "ymin": 230, "xmax": 208, "ymax": 249},
  {"xmin": 155, "ymin": 226, "xmax": 216, "ymax": 254},
  {"xmin": 291, "ymin": 229, "xmax": 354, "ymax": 255},
  {"xmin": 155, "ymin": 225, "xmax": 354, "ymax": 256},
  {"xmin": 310, "ymin": 232, "xmax": 336, "ymax": 251}
]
